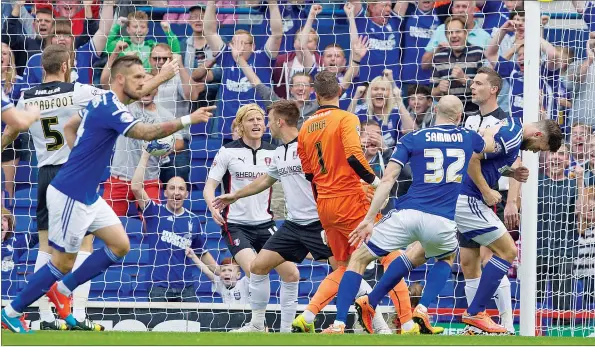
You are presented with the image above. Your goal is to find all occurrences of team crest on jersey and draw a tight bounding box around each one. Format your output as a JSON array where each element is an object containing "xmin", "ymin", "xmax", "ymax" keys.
[
  {"xmin": 264, "ymin": 157, "xmax": 271, "ymax": 166},
  {"xmin": 167, "ymin": 216, "xmax": 174, "ymax": 222},
  {"xmin": 234, "ymin": 291, "xmax": 242, "ymax": 300},
  {"xmin": 120, "ymin": 112, "xmax": 134, "ymax": 123},
  {"xmin": 293, "ymin": 151, "xmax": 298, "ymax": 159},
  {"xmin": 234, "ymin": 238, "xmax": 240, "ymax": 246},
  {"xmin": 499, "ymin": 118, "xmax": 509, "ymax": 127}
]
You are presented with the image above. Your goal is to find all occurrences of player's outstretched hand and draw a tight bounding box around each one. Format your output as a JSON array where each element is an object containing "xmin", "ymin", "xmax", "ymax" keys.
[
  {"xmin": 212, "ymin": 193, "xmax": 238, "ymax": 210},
  {"xmin": 209, "ymin": 205, "xmax": 226, "ymax": 226},
  {"xmin": 482, "ymin": 188, "xmax": 502, "ymax": 206},
  {"xmin": 513, "ymin": 166, "xmax": 529, "ymax": 183},
  {"xmin": 190, "ymin": 105, "xmax": 216, "ymax": 124},
  {"xmin": 349, "ymin": 220, "xmax": 373, "ymax": 248}
]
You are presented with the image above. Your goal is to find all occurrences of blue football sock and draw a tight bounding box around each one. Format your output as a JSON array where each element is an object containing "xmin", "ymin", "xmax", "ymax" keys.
[
  {"xmin": 62, "ymin": 247, "xmax": 122, "ymax": 292},
  {"xmin": 334, "ymin": 271, "xmax": 362, "ymax": 323},
  {"xmin": 368, "ymin": 255, "xmax": 413, "ymax": 308},
  {"xmin": 11, "ymin": 262, "xmax": 65, "ymax": 314},
  {"xmin": 419, "ymin": 259, "xmax": 452, "ymax": 308},
  {"xmin": 467, "ymin": 255, "xmax": 511, "ymax": 316}
]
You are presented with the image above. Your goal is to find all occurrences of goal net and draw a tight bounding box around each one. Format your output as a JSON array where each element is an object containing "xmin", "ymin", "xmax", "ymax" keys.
[{"xmin": 0, "ymin": 0, "xmax": 593, "ymax": 336}]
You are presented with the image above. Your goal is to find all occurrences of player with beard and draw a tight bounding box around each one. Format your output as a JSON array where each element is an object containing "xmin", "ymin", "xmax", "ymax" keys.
[
  {"xmin": 1, "ymin": 55, "xmax": 214, "ymax": 333},
  {"xmin": 3, "ymin": 44, "xmax": 109, "ymax": 331}
]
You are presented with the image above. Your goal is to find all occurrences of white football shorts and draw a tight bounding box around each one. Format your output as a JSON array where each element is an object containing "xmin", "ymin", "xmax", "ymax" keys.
[
  {"xmin": 365, "ymin": 209, "xmax": 458, "ymax": 259},
  {"xmin": 455, "ymin": 194, "xmax": 507, "ymax": 247},
  {"xmin": 47, "ymin": 185, "xmax": 121, "ymax": 253}
]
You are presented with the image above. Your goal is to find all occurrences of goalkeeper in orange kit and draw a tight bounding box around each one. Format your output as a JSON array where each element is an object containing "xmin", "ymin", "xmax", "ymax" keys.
[{"xmin": 292, "ymin": 71, "xmax": 439, "ymax": 334}]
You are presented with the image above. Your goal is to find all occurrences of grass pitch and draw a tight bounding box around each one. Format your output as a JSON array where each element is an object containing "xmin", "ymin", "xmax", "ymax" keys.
[{"xmin": 2, "ymin": 331, "xmax": 594, "ymax": 346}]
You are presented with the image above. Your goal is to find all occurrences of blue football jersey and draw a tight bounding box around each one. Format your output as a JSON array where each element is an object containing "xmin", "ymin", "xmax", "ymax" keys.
[
  {"xmin": 142, "ymin": 200, "xmax": 207, "ymax": 289},
  {"xmin": 391, "ymin": 125, "xmax": 485, "ymax": 220},
  {"xmin": 461, "ymin": 117, "xmax": 522, "ymax": 200},
  {"xmin": 1, "ymin": 91, "xmax": 14, "ymax": 112},
  {"xmin": 50, "ymin": 92, "xmax": 140, "ymax": 204}
]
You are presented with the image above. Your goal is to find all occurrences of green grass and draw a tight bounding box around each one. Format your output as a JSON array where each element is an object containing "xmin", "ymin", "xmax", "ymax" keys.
[{"xmin": 2, "ymin": 331, "xmax": 594, "ymax": 346}]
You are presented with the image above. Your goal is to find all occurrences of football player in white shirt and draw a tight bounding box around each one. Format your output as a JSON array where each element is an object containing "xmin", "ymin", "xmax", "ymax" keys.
[
  {"xmin": 204, "ymin": 103, "xmax": 300, "ymax": 333},
  {"xmin": 212, "ymin": 100, "xmax": 392, "ymax": 334},
  {"xmin": 3, "ymin": 45, "xmax": 108, "ymax": 331}
]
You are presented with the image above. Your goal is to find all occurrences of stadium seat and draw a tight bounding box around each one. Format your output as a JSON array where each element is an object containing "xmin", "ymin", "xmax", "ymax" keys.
[
  {"xmin": 90, "ymin": 271, "xmax": 132, "ymax": 299},
  {"xmin": 13, "ymin": 186, "xmax": 37, "ymax": 208},
  {"xmin": 120, "ymin": 217, "xmax": 144, "ymax": 243}
]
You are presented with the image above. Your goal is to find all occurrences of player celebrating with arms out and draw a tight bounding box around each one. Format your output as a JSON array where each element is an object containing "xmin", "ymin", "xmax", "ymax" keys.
[
  {"xmin": 1, "ymin": 55, "xmax": 215, "ymax": 333},
  {"xmin": 294, "ymin": 70, "xmax": 415, "ymax": 335},
  {"xmin": 329, "ymin": 96, "xmax": 495, "ymax": 335},
  {"xmin": 203, "ymin": 103, "xmax": 301, "ymax": 333}
]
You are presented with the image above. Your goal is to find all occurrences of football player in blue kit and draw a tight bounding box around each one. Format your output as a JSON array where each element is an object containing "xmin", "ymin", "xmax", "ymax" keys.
[
  {"xmin": 1, "ymin": 55, "xmax": 215, "ymax": 333},
  {"xmin": 323, "ymin": 95, "xmax": 497, "ymax": 335}
]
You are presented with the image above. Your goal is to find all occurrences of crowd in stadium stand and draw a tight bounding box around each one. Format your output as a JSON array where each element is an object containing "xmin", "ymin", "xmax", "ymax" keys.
[{"xmin": 0, "ymin": 0, "xmax": 594, "ymax": 316}]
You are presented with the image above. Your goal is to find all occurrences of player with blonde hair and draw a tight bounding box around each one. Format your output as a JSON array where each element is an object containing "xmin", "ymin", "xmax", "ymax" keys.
[{"xmin": 204, "ymin": 103, "xmax": 300, "ymax": 333}]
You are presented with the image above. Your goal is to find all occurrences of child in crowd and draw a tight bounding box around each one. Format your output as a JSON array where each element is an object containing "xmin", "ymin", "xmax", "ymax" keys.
[
  {"xmin": 106, "ymin": 11, "xmax": 181, "ymax": 70},
  {"xmin": 186, "ymin": 252, "xmax": 249, "ymax": 305}
]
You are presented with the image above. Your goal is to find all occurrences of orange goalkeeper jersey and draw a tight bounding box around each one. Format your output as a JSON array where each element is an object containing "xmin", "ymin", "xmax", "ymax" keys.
[{"xmin": 297, "ymin": 105, "xmax": 377, "ymax": 199}]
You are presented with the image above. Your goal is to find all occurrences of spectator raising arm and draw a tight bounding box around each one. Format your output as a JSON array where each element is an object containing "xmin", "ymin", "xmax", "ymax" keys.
[
  {"xmin": 344, "ymin": 3, "xmax": 359, "ymax": 55},
  {"xmin": 342, "ymin": 36, "xmax": 369, "ymax": 91},
  {"xmin": 185, "ymin": 248, "xmax": 219, "ymax": 280},
  {"xmin": 130, "ymin": 151, "xmax": 155, "ymax": 212},
  {"xmin": 233, "ymin": 42, "xmax": 280, "ymax": 107},
  {"xmin": 296, "ymin": 4, "xmax": 323, "ymax": 73},
  {"xmin": 92, "ymin": 0, "xmax": 115, "ymax": 54},
  {"xmin": 348, "ymin": 85, "xmax": 366, "ymax": 113},
  {"xmin": 485, "ymin": 20, "xmax": 516, "ymax": 65},
  {"xmin": 204, "ymin": 1, "xmax": 226, "ymax": 56},
  {"xmin": 265, "ymin": 0, "xmax": 283, "ymax": 59},
  {"xmin": 100, "ymin": 41, "xmax": 129, "ymax": 88},
  {"xmin": 173, "ymin": 53, "xmax": 204, "ymax": 101}
]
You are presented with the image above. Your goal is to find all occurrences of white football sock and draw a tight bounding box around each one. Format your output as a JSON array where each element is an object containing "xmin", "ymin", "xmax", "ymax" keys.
[
  {"xmin": 34, "ymin": 251, "xmax": 54, "ymax": 323},
  {"xmin": 495, "ymin": 275, "xmax": 514, "ymax": 332},
  {"xmin": 302, "ymin": 309, "xmax": 316, "ymax": 324},
  {"xmin": 465, "ymin": 277, "xmax": 480, "ymax": 308},
  {"xmin": 72, "ymin": 251, "xmax": 91, "ymax": 321},
  {"xmin": 280, "ymin": 281, "xmax": 298, "ymax": 333},
  {"xmin": 248, "ymin": 273, "xmax": 269, "ymax": 329},
  {"xmin": 401, "ymin": 319, "xmax": 415, "ymax": 331},
  {"xmin": 357, "ymin": 279, "xmax": 372, "ymax": 297}
]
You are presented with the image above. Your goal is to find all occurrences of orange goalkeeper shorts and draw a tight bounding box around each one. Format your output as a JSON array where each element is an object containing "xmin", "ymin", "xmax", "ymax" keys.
[{"xmin": 317, "ymin": 191, "xmax": 377, "ymax": 262}]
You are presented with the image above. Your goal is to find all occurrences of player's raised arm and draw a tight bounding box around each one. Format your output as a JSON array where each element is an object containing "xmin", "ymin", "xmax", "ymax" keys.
[
  {"xmin": 130, "ymin": 151, "xmax": 154, "ymax": 212},
  {"xmin": 126, "ymin": 105, "xmax": 215, "ymax": 141},
  {"xmin": 2, "ymin": 95, "xmax": 40, "ymax": 132}
]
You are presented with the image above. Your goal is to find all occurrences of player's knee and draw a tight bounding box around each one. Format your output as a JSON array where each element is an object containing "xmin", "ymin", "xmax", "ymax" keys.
[
  {"xmin": 498, "ymin": 243, "xmax": 517, "ymax": 263},
  {"xmin": 52, "ymin": 254, "xmax": 76, "ymax": 274},
  {"xmin": 250, "ymin": 257, "xmax": 272, "ymax": 276},
  {"xmin": 347, "ymin": 247, "xmax": 375, "ymax": 273},
  {"xmin": 281, "ymin": 265, "xmax": 300, "ymax": 283},
  {"xmin": 110, "ymin": 241, "xmax": 130, "ymax": 258}
]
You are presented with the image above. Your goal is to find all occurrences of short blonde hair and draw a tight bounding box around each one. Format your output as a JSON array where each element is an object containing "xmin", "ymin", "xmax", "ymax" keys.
[
  {"xmin": 234, "ymin": 104, "xmax": 265, "ymax": 137},
  {"xmin": 366, "ymin": 76, "xmax": 395, "ymax": 124}
]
